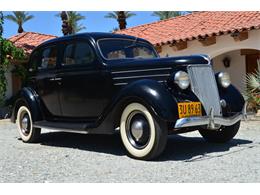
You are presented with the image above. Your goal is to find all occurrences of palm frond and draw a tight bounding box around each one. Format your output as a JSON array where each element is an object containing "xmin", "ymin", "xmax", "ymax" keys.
[
  {"xmin": 24, "ymin": 15, "xmax": 34, "ymax": 22},
  {"xmin": 105, "ymin": 12, "xmax": 118, "ymax": 19},
  {"xmin": 124, "ymin": 11, "xmax": 136, "ymax": 18},
  {"xmin": 152, "ymin": 11, "xmax": 184, "ymax": 20},
  {"xmin": 5, "ymin": 15, "xmax": 17, "ymax": 22},
  {"xmin": 67, "ymin": 12, "xmax": 86, "ymax": 34},
  {"xmin": 244, "ymin": 70, "xmax": 260, "ymax": 109},
  {"xmin": 74, "ymin": 25, "xmax": 86, "ymax": 33},
  {"xmin": 5, "ymin": 11, "xmax": 33, "ymax": 32},
  {"xmin": 105, "ymin": 11, "xmax": 136, "ymax": 19}
]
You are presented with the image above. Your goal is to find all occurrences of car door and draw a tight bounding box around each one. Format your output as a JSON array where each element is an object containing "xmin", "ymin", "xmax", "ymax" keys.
[
  {"xmin": 57, "ymin": 39, "xmax": 111, "ymax": 119},
  {"xmin": 32, "ymin": 45, "xmax": 62, "ymax": 117}
]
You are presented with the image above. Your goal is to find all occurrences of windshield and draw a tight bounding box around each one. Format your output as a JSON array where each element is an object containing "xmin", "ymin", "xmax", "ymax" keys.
[{"xmin": 98, "ymin": 39, "xmax": 158, "ymax": 60}]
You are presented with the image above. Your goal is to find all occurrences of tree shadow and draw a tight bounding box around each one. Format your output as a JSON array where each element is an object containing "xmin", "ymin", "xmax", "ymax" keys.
[{"xmin": 39, "ymin": 131, "xmax": 252, "ymax": 161}]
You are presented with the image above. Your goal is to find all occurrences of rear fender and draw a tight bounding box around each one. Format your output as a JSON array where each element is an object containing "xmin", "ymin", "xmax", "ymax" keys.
[{"xmin": 11, "ymin": 87, "xmax": 43, "ymax": 123}]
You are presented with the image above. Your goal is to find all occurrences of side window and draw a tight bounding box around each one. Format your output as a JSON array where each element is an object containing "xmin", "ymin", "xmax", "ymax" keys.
[
  {"xmin": 62, "ymin": 44, "xmax": 76, "ymax": 66},
  {"xmin": 62, "ymin": 42, "xmax": 95, "ymax": 66},
  {"xmin": 38, "ymin": 46, "xmax": 57, "ymax": 70},
  {"xmin": 29, "ymin": 51, "xmax": 39, "ymax": 71}
]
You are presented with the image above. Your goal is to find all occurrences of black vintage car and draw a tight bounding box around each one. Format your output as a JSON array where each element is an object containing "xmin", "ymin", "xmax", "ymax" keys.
[{"xmin": 11, "ymin": 32, "xmax": 247, "ymax": 160}]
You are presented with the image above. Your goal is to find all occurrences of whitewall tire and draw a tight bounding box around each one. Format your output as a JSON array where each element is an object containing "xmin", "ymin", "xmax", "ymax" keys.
[
  {"xmin": 120, "ymin": 102, "xmax": 167, "ymax": 160},
  {"xmin": 17, "ymin": 106, "xmax": 41, "ymax": 143}
]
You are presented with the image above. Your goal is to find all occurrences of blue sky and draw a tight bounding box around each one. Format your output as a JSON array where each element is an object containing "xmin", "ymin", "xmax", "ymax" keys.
[{"xmin": 2, "ymin": 11, "xmax": 159, "ymax": 38}]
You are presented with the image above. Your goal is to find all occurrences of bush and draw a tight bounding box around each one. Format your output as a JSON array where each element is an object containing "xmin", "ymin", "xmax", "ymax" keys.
[{"xmin": 0, "ymin": 38, "xmax": 25, "ymax": 105}]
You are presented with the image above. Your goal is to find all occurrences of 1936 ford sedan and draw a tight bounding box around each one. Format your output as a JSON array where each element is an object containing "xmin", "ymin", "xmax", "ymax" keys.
[{"xmin": 11, "ymin": 32, "xmax": 247, "ymax": 160}]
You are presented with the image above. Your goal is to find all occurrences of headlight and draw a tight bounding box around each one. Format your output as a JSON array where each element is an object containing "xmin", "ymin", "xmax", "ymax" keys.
[
  {"xmin": 174, "ymin": 71, "xmax": 190, "ymax": 90},
  {"xmin": 218, "ymin": 72, "xmax": 231, "ymax": 88}
]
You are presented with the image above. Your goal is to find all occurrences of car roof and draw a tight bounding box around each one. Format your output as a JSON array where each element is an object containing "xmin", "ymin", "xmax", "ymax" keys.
[{"xmin": 37, "ymin": 32, "xmax": 151, "ymax": 48}]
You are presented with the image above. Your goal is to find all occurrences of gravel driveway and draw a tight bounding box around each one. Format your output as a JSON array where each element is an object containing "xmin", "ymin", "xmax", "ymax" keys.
[{"xmin": 0, "ymin": 120, "xmax": 260, "ymax": 182}]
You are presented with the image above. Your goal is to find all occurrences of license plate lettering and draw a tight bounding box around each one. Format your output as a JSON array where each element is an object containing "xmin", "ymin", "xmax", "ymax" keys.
[{"xmin": 178, "ymin": 102, "xmax": 202, "ymax": 118}]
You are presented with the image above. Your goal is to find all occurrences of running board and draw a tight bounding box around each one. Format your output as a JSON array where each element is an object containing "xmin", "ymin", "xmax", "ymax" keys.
[{"xmin": 34, "ymin": 120, "xmax": 95, "ymax": 132}]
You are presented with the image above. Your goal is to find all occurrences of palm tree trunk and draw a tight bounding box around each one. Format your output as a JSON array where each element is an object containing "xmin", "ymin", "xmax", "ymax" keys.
[
  {"xmin": 117, "ymin": 11, "xmax": 127, "ymax": 30},
  {"xmin": 18, "ymin": 25, "xmax": 24, "ymax": 33},
  {"xmin": 61, "ymin": 11, "xmax": 73, "ymax": 35}
]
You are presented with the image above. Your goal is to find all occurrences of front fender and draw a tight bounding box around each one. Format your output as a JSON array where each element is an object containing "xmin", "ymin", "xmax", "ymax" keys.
[
  {"xmin": 218, "ymin": 84, "xmax": 245, "ymax": 115},
  {"xmin": 110, "ymin": 79, "xmax": 178, "ymax": 122},
  {"xmin": 11, "ymin": 87, "xmax": 43, "ymax": 123}
]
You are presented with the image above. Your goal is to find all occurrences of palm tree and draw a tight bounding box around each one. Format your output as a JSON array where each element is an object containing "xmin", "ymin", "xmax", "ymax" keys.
[
  {"xmin": 5, "ymin": 11, "xmax": 34, "ymax": 33},
  {"xmin": 57, "ymin": 11, "xmax": 86, "ymax": 35},
  {"xmin": 105, "ymin": 11, "xmax": 136, "ymax": 30},
  {"xmin": 152, "ymin": 11, "xmax": 189, "ymax": 20}
]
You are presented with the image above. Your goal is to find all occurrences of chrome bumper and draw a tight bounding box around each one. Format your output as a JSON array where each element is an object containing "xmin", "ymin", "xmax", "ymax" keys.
[{"xmin": 174, "ymin": 103, "xmax": 247, "ymax": 129}]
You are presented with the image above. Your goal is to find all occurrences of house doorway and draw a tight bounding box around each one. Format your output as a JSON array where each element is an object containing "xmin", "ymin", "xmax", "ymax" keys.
[{"xmin": 241, "ymin": 49, "xmax": 260, "ymax": 74}]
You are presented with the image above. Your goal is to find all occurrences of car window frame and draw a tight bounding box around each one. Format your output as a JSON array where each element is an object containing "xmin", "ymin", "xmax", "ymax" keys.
[
  {"xmin": 36, "ymin": 44, "xmax": 59, "ymax": 72},
  {"xmin": 28, "ymin": 49, "xmax": 40, "ymax": 73},
  {"xmin": 60, "ymin": 39, "xmax": 97, "ymax": 69},
  {"xmin": 97, "ymin": 38, "xmax": 159, "ymax": 61}
]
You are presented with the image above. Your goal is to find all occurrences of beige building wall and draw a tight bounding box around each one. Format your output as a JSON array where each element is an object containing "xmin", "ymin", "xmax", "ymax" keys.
[{"xmin": 212, "ymin": 50, "xmax": 246, "ymax": 92}]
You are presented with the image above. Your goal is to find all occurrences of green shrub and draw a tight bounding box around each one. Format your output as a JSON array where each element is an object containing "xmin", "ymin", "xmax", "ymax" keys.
[{"xmin": 244, "ymin": 70, "xmax": 260, "ymax": 112}]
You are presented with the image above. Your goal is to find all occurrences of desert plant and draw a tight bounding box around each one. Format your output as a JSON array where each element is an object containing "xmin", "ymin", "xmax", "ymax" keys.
[{"xmin": 244, "ymin": 69, "xmax": 260, "ymax": 111}]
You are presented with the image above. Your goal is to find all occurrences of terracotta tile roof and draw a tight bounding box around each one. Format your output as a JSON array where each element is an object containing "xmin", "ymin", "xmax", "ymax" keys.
[
  {"xmin": 116, "ymin": 11, "xmax": 260, "ymax": 46},
  {"xmin": 8, "ymin": 32, "xmax": 57, "ymax": 54}
]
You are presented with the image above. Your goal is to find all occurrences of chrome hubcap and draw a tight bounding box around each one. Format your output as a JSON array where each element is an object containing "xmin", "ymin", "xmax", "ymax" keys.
[
  {"xmin": 20, "ymin": 113, "xmax": 30, "ymax": 135},
  {"xmin": 126, "ymin": 111, "xmax": 151, "ymax": 149},
  {"xmin": 21, "ymin": 116, "xmax": 29, "ymax": 130},
  {"xmin": 131, "ymin": 120, "xmax": 145, "ymax": 141}
]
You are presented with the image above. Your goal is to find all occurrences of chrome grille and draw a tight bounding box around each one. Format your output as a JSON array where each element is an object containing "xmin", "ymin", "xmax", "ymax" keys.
[{"xmin": 187, "ymin": 65, "xmax": 222, "ymax": 116}]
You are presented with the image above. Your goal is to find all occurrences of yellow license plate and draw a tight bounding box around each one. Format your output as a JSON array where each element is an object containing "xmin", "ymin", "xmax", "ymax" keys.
[{"xmin": 178, "ymin": 102, "xmax": 202, "ymax": 118}]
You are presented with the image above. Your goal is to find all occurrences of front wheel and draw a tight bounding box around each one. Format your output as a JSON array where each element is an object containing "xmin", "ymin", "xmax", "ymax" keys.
[
  {"xmin": 17, "ymin": 106, "xmax": 41, "ymax": 143},
  {"xmin": 199, "ymin": 121, "xmax": 240, "ymax": 143},
  {"xmin": 120, "ymin": 102, "xmax": 167, "ymax": 160}
]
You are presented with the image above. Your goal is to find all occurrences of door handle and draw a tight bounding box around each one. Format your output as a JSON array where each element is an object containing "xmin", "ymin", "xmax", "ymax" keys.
[
  {"xmin": 49, "ymin": 77, "xmax": 62, "ymax": 81},
  {"xmin": 55, "ymin": 77, "xmax": 62, "ymax": 81}
]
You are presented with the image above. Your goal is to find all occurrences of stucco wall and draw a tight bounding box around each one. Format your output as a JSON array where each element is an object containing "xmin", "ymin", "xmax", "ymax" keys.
[{"xmin": 212, "ymin": 50, "xmax": 246, "ymax": 92}]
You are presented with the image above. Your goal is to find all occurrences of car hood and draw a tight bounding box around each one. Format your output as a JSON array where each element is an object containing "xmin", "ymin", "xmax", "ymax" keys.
[
  {"xmin": 106, "ymin": 55, "xmax": 210, "ymax": 71},
  {"xmin": 106, "ymin": 55, "xmax": 210, "ymax": 86}
]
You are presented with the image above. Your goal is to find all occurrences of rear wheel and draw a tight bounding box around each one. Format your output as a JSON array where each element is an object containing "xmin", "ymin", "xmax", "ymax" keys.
[
  {"xmin": 17, "ymin": 106, "xmax": 41, "ymax": 143},
  {"xmin": 120, "ymin": 102, "xmax": 167, "ymax": 160},
  {"xmin": 199, "ymin": 122, "xmax": 240, "ymax": 143}
]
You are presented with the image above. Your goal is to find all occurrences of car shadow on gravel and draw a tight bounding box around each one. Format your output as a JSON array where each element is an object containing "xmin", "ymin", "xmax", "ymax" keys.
[
  {"xmin": 40, "ymin": 132, "xmax": 126, "ymax": 156},
  {"xmin": 39, "ymin": 131, "xmax": 252, "ymax": 161},
  {"xmin": 157, "ymin": 134, "xmax": 252, "ymax": 162}
]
